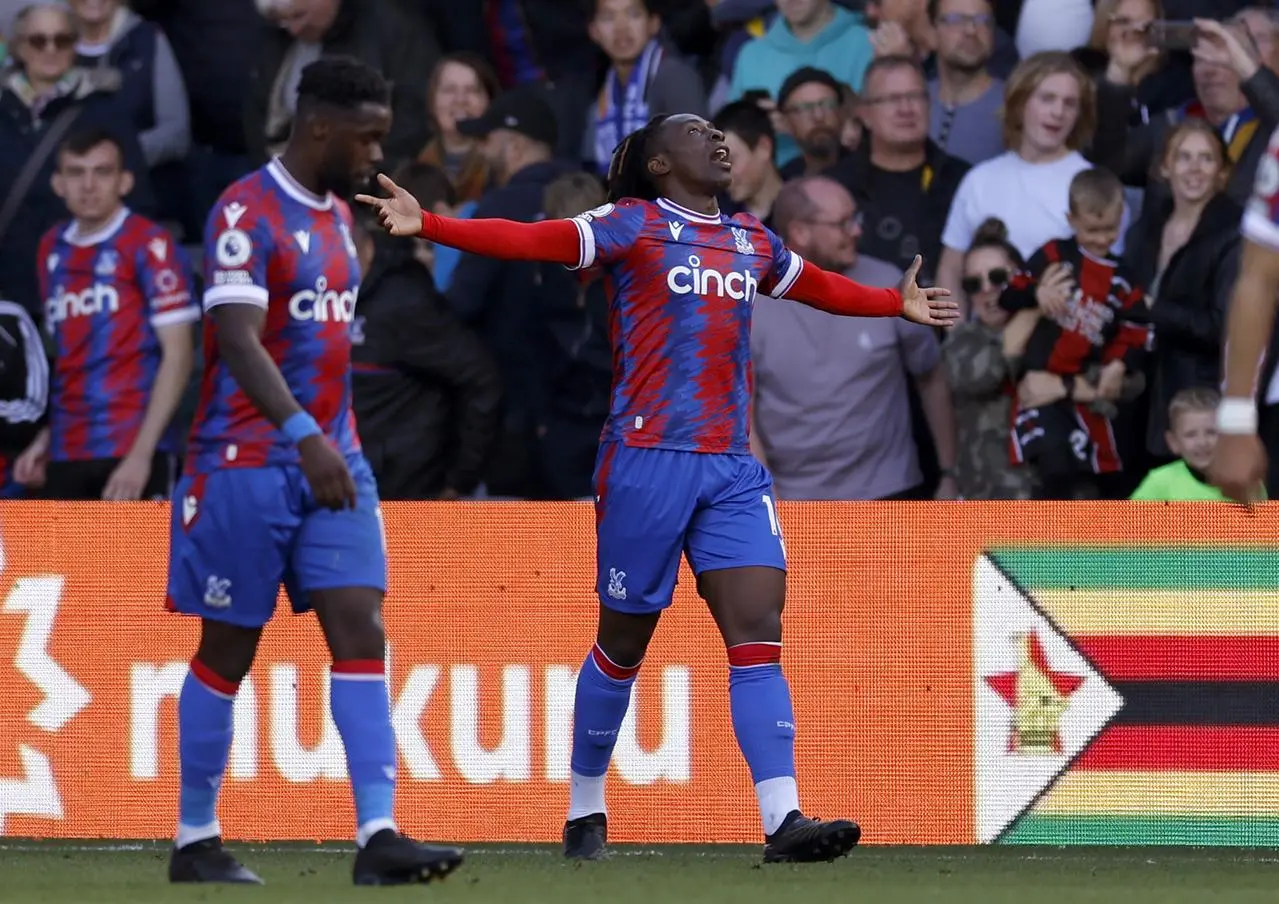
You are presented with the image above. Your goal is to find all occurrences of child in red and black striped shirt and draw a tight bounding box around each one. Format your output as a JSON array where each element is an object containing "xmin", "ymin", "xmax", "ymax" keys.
[{"xmin": 1001, "ymin": 168, "xmax": 1150, "ymax": 497}]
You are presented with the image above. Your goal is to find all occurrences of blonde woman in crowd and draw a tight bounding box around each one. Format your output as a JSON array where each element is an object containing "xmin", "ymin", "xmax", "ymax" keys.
[
  {"xmin": 414, "ymin": 53, "xmax": 501, "ymax": 290},
  {"xmin": 935, "ymin": 51, "xmax": 1121, "ymax": 315},
  {"xmin": 1124, "ymin": 118, "xmax": 1241, "ymax": 466},
  {"xmin": 0, "ymin": 3, "xmax": 152, "ymax": 313}
]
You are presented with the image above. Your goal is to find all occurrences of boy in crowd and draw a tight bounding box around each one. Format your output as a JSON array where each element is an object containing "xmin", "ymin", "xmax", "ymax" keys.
[
  {"xmin": 1132, "ymin": 389, "xmax": 1265, "ymax": 501},
  {"xmin": 584, "ymin": 0, "xmax": 707, "ymax": 176},
  {"xmin": 1000, "ymin": 168, "xmax": 1149, "ymax": 498}
]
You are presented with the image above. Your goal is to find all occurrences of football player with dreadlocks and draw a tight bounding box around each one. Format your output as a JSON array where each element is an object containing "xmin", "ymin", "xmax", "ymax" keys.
[{"xmin": 358, "ymin": 112, "xmax": 956, "ymax": 863}]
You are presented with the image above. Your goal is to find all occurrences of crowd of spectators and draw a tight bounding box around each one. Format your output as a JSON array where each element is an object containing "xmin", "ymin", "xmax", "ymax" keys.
[{"xmin": 0, "ymin": 0, "xmax": 1274, "ymax": 504}]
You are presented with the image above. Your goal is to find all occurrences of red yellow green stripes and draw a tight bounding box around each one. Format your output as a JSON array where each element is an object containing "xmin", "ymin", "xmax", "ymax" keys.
[{"xmin": 986, "ymin": 546, "xmax": 1279, "ymax": 845}]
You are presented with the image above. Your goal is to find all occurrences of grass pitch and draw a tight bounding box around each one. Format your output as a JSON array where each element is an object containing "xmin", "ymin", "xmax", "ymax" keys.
[{"xmin": 2, "ymin": 841, "xmax": 1278, "ymax": 903}]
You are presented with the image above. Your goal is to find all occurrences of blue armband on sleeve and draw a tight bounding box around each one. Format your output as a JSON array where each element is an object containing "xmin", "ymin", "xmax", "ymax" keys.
[{"xmin": 281, "ymin": 411, "xmax": 322, "ymax": 444}]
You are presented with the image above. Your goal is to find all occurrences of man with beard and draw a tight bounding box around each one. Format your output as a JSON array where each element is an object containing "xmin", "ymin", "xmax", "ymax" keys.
[
  {"xmin": 750, "ymin": 176, "xmax": 958, "ymax": 500},
  {"xmin": 729, "ymin": 0, "xmax": 875, "ymax": 170},
  {"xmin": 777, "ymin": 67, "xmax": 852, "ymax": 179},
  {"xmin": 927, "ymin": 0, "xmax": 1005, "ymax": 165}
]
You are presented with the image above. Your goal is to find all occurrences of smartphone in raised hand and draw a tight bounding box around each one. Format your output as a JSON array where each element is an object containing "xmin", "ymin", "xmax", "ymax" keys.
[{"xmin": 1143, "ymin": 20, "xmax": 1198, "ymax": 51}]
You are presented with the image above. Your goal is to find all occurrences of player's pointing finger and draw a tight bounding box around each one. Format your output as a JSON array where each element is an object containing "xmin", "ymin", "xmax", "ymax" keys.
[{"xmin": 377, "ymin": 173, "xmax": 407, "ymax": 197}]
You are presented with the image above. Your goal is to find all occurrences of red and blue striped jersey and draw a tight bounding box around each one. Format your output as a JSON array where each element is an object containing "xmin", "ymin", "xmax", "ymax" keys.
[
  {"xmin": 37, "ymin": 208, "xmax": 197, "ymax": 462},
  {"xmin": 568, "ymin": 197, "xmax": 803, "ymax": 454},
  {"xmin": 188, "ymin": 159, "xmax": 361, "ymax": 472}
]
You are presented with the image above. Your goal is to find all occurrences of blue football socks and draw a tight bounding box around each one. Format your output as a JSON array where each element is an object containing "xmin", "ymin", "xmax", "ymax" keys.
[
  {"xmin": 728, "ymin": 642, "xmax": 800, "ymax": 835},
  {"xmin": 330, "ymin": 660, "xmax": 398, "ymax": 847},
  {"xmin": 568, "ymin": 644, "xmax": 639, "ymax": 819},
  {"xmin": 176, "ymin": 658, "xmax": 236, "ymax": 848}
]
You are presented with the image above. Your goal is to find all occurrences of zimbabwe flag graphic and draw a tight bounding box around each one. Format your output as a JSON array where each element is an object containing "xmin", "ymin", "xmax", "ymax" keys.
[{"xmin": 975, "ymin": 546, "xmax": 1279, "ymax": 846}]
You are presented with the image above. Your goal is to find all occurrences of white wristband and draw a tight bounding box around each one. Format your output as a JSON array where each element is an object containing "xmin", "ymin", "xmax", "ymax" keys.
[{"xmin": 1217, "ymin": 397, "xmax": 1259, "ymax": 435}]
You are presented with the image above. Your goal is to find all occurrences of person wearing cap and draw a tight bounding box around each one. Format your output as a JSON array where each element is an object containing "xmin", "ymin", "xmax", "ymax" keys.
[
  {"xmin": 444, "ymin": 82, "xmax": 580, "ymax": 499},
  {"xmin": 776, "ymin": 66, "xmax": 852, "ymax": 178}
]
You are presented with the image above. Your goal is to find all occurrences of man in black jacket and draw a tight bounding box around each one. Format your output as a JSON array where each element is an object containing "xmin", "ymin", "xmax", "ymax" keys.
[
  {"xmin": 445, "ymin": 84, "xmax": 578, "ymax": 498},
  {"xmin": 826, "ymin": 55, "xmax": 970, "ymax": 285},
  {"xmin": 351, "ymin": 208, "xmax": 500, "ymax": 500},
  {"xmin": 131, "ymin": 0, "xmax": 258, "ymax": 235},
  {"xmin": 532, "ymin": 172, "xmax": 614, "ymax": 500},
  {"xmin": 1094, "ymin": 9, "xmax": 1279, "ymax": 205}
]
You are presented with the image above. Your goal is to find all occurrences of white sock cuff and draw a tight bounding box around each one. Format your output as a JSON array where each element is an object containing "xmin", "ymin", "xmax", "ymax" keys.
[
  {"xmin": 755, "ymin": 775, "xmax": 799, "ymax": 836},
  {"xmin": 567, "ymin": 770, "xmax": 608, "ymax": 821},
  {"xmin": 357, "ymin": 817, "xmax": 397, "ymax": 848},
  {"xmin": 175, "ymin": 820, "xmax": 220, "ymax": 849}
]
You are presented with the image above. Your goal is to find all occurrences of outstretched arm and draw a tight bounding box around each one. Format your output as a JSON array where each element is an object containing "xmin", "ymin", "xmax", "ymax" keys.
[
  {"xmin": 357, "ymin": 173, "xmax": 580, "ymax": 265},
  {"xmin": 418, "ymin": 210, "xmax": 581, "ymax": 265},
  {"xmin": 784, "ymin": 254, "xmax": 958, "ymax": 327},
  {"xmin": 784, "ymin": 261, "xmax": 903, "ymax": 317}
]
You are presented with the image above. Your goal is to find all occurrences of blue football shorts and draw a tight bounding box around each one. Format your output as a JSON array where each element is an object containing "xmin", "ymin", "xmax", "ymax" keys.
[
  {"xmin": 592, "ymin": 442, "xmax": 787, "ymax": 615},
  {"xmin": 165, "ymin": 454, "xmax": 387, "ymax": 627}
]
